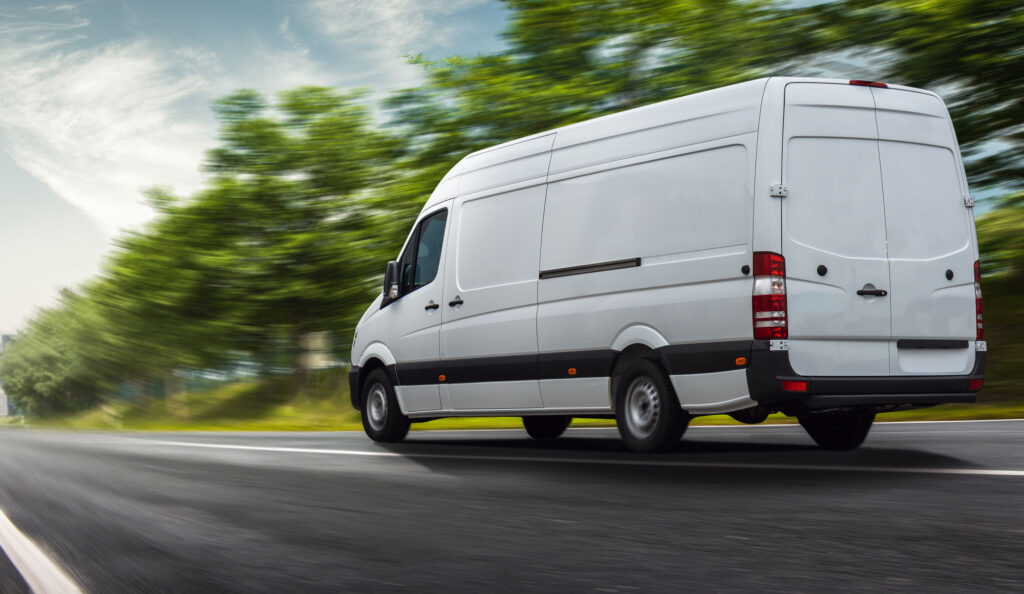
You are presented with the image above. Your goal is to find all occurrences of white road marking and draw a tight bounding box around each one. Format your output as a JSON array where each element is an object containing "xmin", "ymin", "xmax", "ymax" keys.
[
  {"xmin": 144, "ymin": 439, "xmax": 1024, "ymax": 478},
  {"xmin": 0, "ymin": 508, "xmax": 82, "ymax": 594}
]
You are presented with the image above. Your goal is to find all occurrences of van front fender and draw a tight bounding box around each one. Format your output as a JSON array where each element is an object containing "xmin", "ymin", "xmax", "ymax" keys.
[
  {"xmin": 349, "ymin": 342, "xmax": 398, "ymax": 410},
  {"xmin": 357, "ymin": 342, "xmax": 396, "ymax": 369}
]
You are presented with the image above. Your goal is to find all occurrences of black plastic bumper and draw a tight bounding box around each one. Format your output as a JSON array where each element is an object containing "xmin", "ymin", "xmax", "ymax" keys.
[
  {"xmin": 348, "ymin": 366, "xmax": 361, "ymax": 410},
  {"xmin": 746, "ymin": 340, "xmax": 985, "ymax": 411}
]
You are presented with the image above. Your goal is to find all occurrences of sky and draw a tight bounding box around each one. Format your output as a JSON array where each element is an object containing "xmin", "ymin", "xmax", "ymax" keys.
[{"xmin": 0, "ymin": 0, "xmax": 508, "ymax": 332}]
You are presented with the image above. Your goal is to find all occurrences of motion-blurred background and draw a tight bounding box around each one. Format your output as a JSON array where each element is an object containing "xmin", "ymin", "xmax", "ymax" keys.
[{"xmin": 1, "ymin": 0, "xmax": 1021, "ymax": 428}]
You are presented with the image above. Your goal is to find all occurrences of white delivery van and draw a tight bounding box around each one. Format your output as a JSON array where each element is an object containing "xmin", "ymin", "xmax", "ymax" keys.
[{"xmin": 349, "ymin": 77, "xmax": 986, "ymax": 452}]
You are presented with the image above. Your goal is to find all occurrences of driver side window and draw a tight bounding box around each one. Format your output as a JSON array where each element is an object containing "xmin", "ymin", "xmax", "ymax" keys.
[{"xmin": 397, "ymin": 209, "xmax": 448, "ymax": 296}]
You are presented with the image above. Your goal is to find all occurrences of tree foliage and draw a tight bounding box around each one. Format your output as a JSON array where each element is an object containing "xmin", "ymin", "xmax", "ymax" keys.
[
  {"xmin": 978, "ymin": 192, "xmax": 1024, "ymax": 284},
  {"xmin": 387, "ymin": 0, "xmax": 813, "ymax": 166},
  {"xmin": 805, "ymin": 0, "xmax": 1024, "ymax": 188},
  {"xmin": 95, "ymin": 87, "xmax": 399, "ymax": 374},
  {"xmin": 0, "ymin": 291, "xmax": 101, "ymax": 416}
]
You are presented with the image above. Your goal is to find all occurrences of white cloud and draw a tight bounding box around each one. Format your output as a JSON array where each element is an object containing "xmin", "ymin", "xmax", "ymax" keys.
[
  {"xmin": 304, "ymin": 0, "xmax": 488, "ymax": 89},
  {"xmin": 26, "ymin": 3, "xmax": 79, "ymax": 12},
  {"xmin": 0, "ymin": 18, "xmax": 211, "ymax": 233},
  {"xmin": 0, "ymin": 8, "xmax": 334, "ymax": 236},
  {"xmin": 0, "ymin": 1, "xmax": 496, "ymax": 238}
]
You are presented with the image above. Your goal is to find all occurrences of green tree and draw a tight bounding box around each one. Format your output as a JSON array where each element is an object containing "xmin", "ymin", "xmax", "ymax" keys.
[
  {"xmin": 385, "ymin": 0, "xmax": 815, "ymax": 174},
  {"xmin": 0, "ymin": 291, "xmax": 101, "ymax": 416},
  {"xmin": 805, "ymin": 0, "xmax": 1024, "ymax": 189},
  {"xmin": 977, "ymin": 192, "xmax": 1024, "ymax": 283},
  {"xmin": 86, "ymin": 87, "xmax": 402, "ymax": 382}
]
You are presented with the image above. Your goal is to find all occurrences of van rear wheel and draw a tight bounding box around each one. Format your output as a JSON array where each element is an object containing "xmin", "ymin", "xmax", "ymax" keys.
[
  {"xmin": 360, "ymin": 369, "xmax": 410, "ymax": 443},
  {"xmin": 798, "ymin": 410, "xmax": 875, "ymax": 451},
  {"xmin": 615, "ymin": 359, "xmax": 688, "ymax": 453},
  {"xmin": 522, "ymin": 416, "xmax": 571, "ymax": 439}
]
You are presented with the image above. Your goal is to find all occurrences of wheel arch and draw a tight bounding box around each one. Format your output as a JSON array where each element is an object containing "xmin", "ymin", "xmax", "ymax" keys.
[
  {"xmin": 352, "ymin": 342, "xmax": 396, "ymax": 410},
  {"xmin": 608, "ymin": 343, "xmax": 678, "ymax": 411}
]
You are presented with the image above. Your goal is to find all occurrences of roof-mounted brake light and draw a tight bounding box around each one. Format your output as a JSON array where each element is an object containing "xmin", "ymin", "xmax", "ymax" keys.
[{"xmin": 849, "ymin": 80, "xmax": 888, "ymax": 88}]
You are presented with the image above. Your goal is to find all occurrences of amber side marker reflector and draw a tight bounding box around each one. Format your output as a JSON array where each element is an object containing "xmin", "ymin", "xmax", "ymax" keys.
[
  {"xmin": 849, "ymin": 79, "xmax": 888, "ymax": 88},
  {"xmin": 969, "ymin": 379, "xmax": 983, "ymax": 391},
  {"xmin": 438, "ymin": 374, "xmax": 446, "ymax": 382},
  {"xmin": 782, "ymin": 380, "xmax": 808, "ymax": 392},
  {"xmin": 568, "ymin": 368, "xmax": 577, "ymax": 376},
  {"xmin": 735, "ymin": 357, "xmax": 747, "ymax": 366}
]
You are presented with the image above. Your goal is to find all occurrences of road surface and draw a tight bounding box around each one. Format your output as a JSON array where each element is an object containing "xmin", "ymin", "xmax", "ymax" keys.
[{"xmin": 0, "ymin": 420, "xmax": 1022, "ymax": 592}]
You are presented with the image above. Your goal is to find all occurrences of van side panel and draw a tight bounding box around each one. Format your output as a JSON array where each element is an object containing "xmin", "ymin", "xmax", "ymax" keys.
[
  {"xmin": 538, "ymin": 129, "xmax": 758, "ymax": 409},
  {"xmin": 439, "ymin": 135, "xmax": 551, "ymax": 410},
  {"xmin": 549, "ymin": 81, "xmax": 763, "ymax": 176},
  {"xmin": 459, "ymin": 135, "xmax": 555, "ymax": 196},
  {"xmin": 540, "ymin": 145, "xmax": 749, "ymax": 271}
]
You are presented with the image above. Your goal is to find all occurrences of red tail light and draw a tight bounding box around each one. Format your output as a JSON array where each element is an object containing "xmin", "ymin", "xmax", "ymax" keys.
[
  {"xmin": 752, "ymin": 252, "xmax": 787, "ymax": 340},
  {"xmin": 968, "ymin": 379, "xmax": 983, "ymax": 391},
  {"xmin": 782, "ymin": 380, "xmax": 807, "ymax": 392},
  {"xmin": 850, "ymin": 80, "xmax": 888, "ymax": 88},
  {"xmin": 975, "ymin": 260, "xmax": 983, "ymax": 340}
]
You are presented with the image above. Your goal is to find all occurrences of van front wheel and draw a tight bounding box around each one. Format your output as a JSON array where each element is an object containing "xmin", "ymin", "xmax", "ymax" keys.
[
  {"xmin": 522, "ymin": 415, "xmax": 571, "ymax": 439},
  {"xmin": 615, "ymin": 359, "xmax": 688, "ymax": 453},
  {"xmin": 361, "ymin": 369, "xmax": 410, "ymax": 443},
  {"xmin": 798, "ymin": 410, "xmax": 875, "ymax": 451}
]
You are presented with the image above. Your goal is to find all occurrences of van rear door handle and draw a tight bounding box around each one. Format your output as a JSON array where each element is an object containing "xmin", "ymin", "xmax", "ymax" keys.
[
  {"xmin": 856, "ymin": 289, "xmax": 888, "ymax": 297},
  {"xmin": 424, "ymin": 301, "xmax": 439, "ymax": 311},
  {"xmin": 448, "ymin": 297, "xmax": 464, "ymax": 307}
]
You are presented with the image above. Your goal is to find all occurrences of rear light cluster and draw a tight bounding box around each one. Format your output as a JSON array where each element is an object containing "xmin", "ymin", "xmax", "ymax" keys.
[
  {"xmin": 752, "ymin": 252, "xmax": 787, "ymax": 340},
  {"xmin": 975, "ymin": 260, "xmax": 983, "ymax": 341}
]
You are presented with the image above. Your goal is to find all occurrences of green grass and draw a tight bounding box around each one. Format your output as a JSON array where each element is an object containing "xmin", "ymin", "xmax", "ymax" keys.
[{"xmin": 26, "ymin": 376, "xmax": 361, "ymax": 432}]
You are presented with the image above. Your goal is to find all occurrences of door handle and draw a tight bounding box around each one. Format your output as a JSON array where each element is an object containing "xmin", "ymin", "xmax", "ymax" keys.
[
  {"xmin": 448, "ymin": 296, "xmax": 464, "ymax": 307},
  {"xmin": 424, "ymin": 301, "xmax": 440, "ymax": 311},
  {"xmin": 856, "ymin": 289, "xmax": 888, "ymax": 297}
]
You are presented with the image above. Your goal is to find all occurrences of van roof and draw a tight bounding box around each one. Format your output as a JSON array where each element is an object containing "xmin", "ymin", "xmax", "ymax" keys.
[{"xmin": 423, "ymin": 77, "xmax": 934, "ymax": 210}]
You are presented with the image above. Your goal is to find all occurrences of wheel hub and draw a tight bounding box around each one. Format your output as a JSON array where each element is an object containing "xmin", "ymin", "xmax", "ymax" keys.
[
  {"xmin": 367, "ymin": 383, "xmax": 388, "ymax": 431},
  {"xmin": 625, "ymin": 376, "xmax": 660, "ymax": 438}
]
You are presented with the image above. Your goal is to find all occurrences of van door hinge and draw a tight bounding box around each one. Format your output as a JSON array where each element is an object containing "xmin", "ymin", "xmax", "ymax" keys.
[
  {"xmin": 769, "ymin": 184, "xmax": 789, "ymax": 198},
  {"xmin": 963, "ymin": 194, "xmax": 975, "ymax": 208}
]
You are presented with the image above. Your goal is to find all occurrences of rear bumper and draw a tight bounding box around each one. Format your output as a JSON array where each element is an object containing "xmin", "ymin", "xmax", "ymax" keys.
[{"xmin": 746, "ymin": 340, "xmax": 984, "ymax": 411}]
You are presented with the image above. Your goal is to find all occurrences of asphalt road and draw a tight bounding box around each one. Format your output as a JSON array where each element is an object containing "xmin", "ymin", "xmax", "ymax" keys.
[{"xmin": 0, "ymin": 420, "xmax": 1022, "ymax": 593}]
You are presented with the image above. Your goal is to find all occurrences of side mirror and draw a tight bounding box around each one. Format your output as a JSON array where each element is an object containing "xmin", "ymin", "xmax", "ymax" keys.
[{"xmin": 382, "ymin": 260, "xmax": 399, "ymax": 306}]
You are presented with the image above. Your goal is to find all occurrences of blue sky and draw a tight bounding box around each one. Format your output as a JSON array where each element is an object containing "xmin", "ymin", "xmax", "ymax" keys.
[{"xmin": 0, "ymin": 0, "xmax": 508, "ymax": 331}]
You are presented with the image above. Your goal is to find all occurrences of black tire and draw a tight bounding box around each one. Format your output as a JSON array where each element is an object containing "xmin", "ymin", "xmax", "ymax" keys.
[
  {"xmin": 614, "ymin": 359, "xmax": 689, "ymax": 453},
  {"xmin": 798, "ymin": 410, "xmax": 875, "ymax": 451},
  {"xmin": 522, "ymin": 415, "xmax": 572, "ymax": 439},
  {"xmin": 360, "ymin": 369, "xmax": 410, "ymax": 443},
  {"xmin": 729, "ymin": 405, "xmax": 771, "ymax": 425}
]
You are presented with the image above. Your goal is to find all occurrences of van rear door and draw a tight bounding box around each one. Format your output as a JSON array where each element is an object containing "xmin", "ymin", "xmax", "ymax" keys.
[
  {"xmin": 781, "ymin": 83, "xmax": 892, "ymax": 376},
  {"xmin": 872, "ymin": 87, "xmax": 976, "ymax": 375},
  {"xmin": 781, "ymin": 82, "xmax": 977, "ymax": 378}
]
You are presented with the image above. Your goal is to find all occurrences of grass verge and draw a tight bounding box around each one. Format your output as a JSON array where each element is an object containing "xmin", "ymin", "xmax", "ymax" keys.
[{"xmin": 8, "ymin": 376, "xmax": 1021, "ymax": 432}]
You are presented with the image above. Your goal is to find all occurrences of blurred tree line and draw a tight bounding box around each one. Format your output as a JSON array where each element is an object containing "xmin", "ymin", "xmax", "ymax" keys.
[{"xmin": 2, "ymin": 0, "xmax": 1022, "ymax": 415}]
